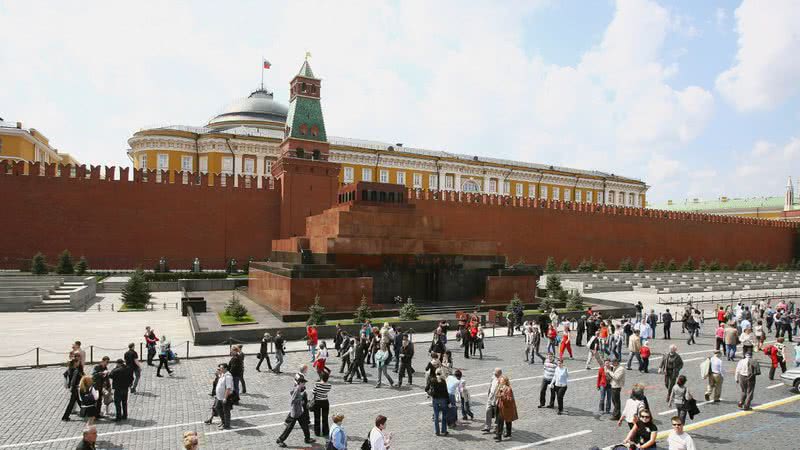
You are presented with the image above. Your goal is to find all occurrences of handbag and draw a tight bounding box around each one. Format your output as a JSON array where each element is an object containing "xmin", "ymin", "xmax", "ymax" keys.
[{"xmin": 686, "ymin": 397, "xmax": 700, "ymax": 419}]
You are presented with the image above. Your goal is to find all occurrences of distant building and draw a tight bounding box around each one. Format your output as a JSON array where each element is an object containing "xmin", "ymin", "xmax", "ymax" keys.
[
  {"xmin": 656, "ymin": 177, "xmax": 800, "ymax": 221},
  {"xmin": 0, "ymin": 119, "xmax": 79, "ymax": 167}
]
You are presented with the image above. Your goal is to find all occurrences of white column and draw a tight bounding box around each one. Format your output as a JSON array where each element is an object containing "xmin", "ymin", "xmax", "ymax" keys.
[
  {"xmin": 483, "ymin": 174, "xmax": 491, "ymax": 194},
  {"xmin": 234, "ymin": 153, "xmax": 243, "ymax": 187},
  {"xmin": 256, "ymin": 155, "xmax": 265, "ymax": 188},
  {"xmin": 454, "ymin": 172, "xmax": 461, "ymax": 192},
  {"xmin": 438, "ymin": 168, "xmax": 446, "ymax": 191}
]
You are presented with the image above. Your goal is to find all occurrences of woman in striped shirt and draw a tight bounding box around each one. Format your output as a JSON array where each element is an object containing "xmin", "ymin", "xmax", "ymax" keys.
[{"xmin": 312, "ymin": 372, "xmax": 332, "ymax": 437}]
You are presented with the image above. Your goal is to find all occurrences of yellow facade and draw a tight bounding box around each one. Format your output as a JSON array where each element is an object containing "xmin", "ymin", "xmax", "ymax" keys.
[{"xmin": 0, "ymin": 121, "xmax": 78, "ymax": 167}]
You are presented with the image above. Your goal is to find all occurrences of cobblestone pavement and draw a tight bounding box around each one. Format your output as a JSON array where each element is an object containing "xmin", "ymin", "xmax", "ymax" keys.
[{"xmin": 0, "ymin": 320, "xmax": 798, "ymax": 450}]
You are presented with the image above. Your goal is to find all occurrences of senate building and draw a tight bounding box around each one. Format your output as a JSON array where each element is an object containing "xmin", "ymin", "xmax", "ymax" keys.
[{"xmin": 127, "ymin": 60, "xmax": 648, "ymax": 207}]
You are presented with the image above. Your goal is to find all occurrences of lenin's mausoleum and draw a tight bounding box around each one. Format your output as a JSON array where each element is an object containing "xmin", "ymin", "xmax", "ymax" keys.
[{"xmin": 1, "ymin": 59, "xmax": 797, "ymax": 314}]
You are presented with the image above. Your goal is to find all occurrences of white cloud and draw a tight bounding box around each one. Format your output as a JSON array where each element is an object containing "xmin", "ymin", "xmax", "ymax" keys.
[
  {"xmin": 716, "ymin": 0, "xmax": 800, "ymax": 111},
  {"xmin": 715, "ymin": 7, "xmax": 727, "ymax": 28}
]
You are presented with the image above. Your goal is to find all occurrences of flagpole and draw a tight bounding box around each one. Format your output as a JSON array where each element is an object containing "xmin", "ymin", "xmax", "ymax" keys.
[{"xmin": 261, "ymin": 57, "xmax": 264, "ymax": 90}]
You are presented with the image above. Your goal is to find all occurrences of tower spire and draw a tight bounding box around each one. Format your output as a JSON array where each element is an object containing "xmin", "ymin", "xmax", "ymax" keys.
[{"xmin": 786, "ymin": 176, "xmax": 794, "ymax": 210}]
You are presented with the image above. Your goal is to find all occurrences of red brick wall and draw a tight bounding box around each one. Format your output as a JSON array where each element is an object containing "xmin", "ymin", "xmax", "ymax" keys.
[
  {"xmin": 410, "ymin": 194, "xmax": 796, "ymax": 268},
  {"xmin": 486, "ymin": 275, "xmax": 538, "ymax": 303},
  {"xmin": 248, "ymin": 267, "xmax": 373, "ymax": 313},
  {"xmin": 0, "ymin": 170, "xmax": 281, "ymax": 269}
]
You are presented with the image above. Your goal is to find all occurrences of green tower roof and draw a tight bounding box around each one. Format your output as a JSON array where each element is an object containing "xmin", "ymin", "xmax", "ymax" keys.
[{"xmin": 297, "ymin": 60, "xmax": 316, "ymax": 79}]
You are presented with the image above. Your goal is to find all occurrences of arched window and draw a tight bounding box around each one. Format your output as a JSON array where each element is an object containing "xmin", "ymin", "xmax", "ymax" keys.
[
  {"xmin": 301, "ymin": 82, "xmax": 307, "ymax": 93},
  {"xmin": 608, "ymin": 191, "xmax": 615, "ymax": 204},
  {"xmin": 310, "ymin": 125, "xmax": 319, "ymax": 137},
  {"xmin": 299, "ymin": 124, "xmax": 308, "ymax": 135},
  {"xmin": 462, "ymin": 180, "xmax": 480, "ymax": 192},
  {"xmin": 295, "ymin": 148, "xmax": 305, "ymax": 159}
]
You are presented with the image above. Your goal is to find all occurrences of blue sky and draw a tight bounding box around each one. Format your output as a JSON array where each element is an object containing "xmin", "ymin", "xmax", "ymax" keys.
[{"xmin": 1, "ymin": 0, "xmax": 798, "ymax": 204}]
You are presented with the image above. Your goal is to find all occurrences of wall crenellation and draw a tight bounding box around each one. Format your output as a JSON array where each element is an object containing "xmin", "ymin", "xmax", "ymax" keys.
[
  {"xmin": 0, "ymin": 160, "xmax": 278, "ymax": 191},
  {"xmin": 406, "ymin": 188, "xmax": 796, "ymax": 229}
]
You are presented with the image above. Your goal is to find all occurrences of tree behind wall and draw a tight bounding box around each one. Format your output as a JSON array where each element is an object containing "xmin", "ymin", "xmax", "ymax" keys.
[
  {"xmin": 567, "ymin": 291, "xmax": 584, "ymax": 311},
  {"xmin": 354, "ymin": 295, "xmax": 372, "ymax": 323},
  {"xmin": 75, "ymin": 257, "xmax": 88, "ymax": 276},
  {"xmin": 545, "ymin": 274, "xmax": 563, "ymax": 298},
  {"xmin": 307, "ymin": 294, "xmax": 326, "ymax": 325},
  {"xmin": 225, "ymin": 292, "xmax": 248, "ymax": 320},
  {"xmin": 506, "ymin": 293, "xmax": 522, "ymax": 313},
  {"xmin": 559, "ymin": 259, "xmax": 571, "ymax": 272},
  {"xmin": 31, "ymin": 253, "xmax": 48, "ymax": 275},
  {"xmin": 121, "ymin": 269, "xmax": 153, "ymax": 309},
  {"xmin": 55, "ymin": 250, "xmax": 74, "ymax": 275},
  {"xmin": 636, "ymin": 258, "xmax": 646, "ymax": 272},
  {"xmin": 544, "ymin": 257, "xmax": 557, "ymax": 273}
]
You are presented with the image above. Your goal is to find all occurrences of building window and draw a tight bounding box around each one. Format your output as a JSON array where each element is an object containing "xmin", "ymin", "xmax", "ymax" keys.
[
  {"xmin": 463, "ymin": 180, "xmax": 480, "ymax": 192},
  {"xmin": 181, "ymin": 155, "xmax": 192, "ymax": 172},
  {"xmin": 444, "ymin": 175, "xmax": 454, "ymax": 190},
  {"xmin": 565, "ymin": 189, "xmax": 571, "ymax": 201},
  {"xmin": 199, "ymin": 156, "xmax": 208, "ymax": 173},
  {"xmin": 396, "ymin": 171, "xmax": 406, "ymax": 185},
  {"xmin": 413, "ymin": 173, "xmax": 422, "ymax": 188},
  {"xmin": 429, "ymin": 174, "xmax": 438, "ymax": 189},
  {"xmin": 157, "ymin": 154, "xmax": 169, "ymax": 171},
  {"xmin": 618, "ymin": 192, "xmax": 625, "ymax": 204},
  {"xmin": 311, "ymin": 125, "xmax": 319, "ymax": 137},
  {"xmin": 586, "ymin": 191, "xmax": 592, "ymax": 203},
  {"xmin": 222, "ymin": 156, "xmax": 233, "ymax": 174},
  {"xmin": 343, "ymin": 166, "xmax": 354, "ymax": 183},
  {"xmin": 515, "ymin": 183, "xmax": 523, "ymax": 197},
  {"xmin": 540, "ymin": 185, "xmax": 548, "ymax": 199},
  {"xmin": 489, "ymin": 179, "xmax": 497, "ymax": 193},
  {"xmin": 529, "ymin": 184, "xmax": 536, "ymax": 198},
  {"xmin": 265, "ymin": 158, "xmax": 272, "ymax": 175},
  {"xmin": 379, "ymin": 169, "xmax": 389, "ymax": 183},
  {"xmin": 553, "ymin": 187, "xmax": 560, "ymax": 200},
  {"xmin": 629, "ymin": 193, "xmax": 635, "ymax": 206},
  {"xmin": 503, "ymin": 180, "xmax": 510, "ymax": 195},
  {"xmin": 140, "ymin": 154, "xmax": 148, "ymax": 169},
  {"xmin": 608, "ymin": 191, "xmax": 615, "ymax": 204},
  {"xmin": 362, "ymin": 168, "xmax": 373, "ymax": 182},
  {"xmin": 244, "ymin": 158, "xmax": 255, "ymax": 175},
  {"xmin": 576, "ymin": 190, "xmax": 582, "ymax": 202}
]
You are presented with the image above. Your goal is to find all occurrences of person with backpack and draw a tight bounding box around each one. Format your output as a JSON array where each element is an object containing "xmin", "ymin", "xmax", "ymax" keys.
[
  {"xmin": 78, "ymin": 375, "xmax": 99, "ymax": 425},
  {"xmin": 61, "ymin": 355, "xmax": 84, "ymax": 421},
  {"xmin": 328, "ymin": 414, "xmax": 347, "ymax": 450}
]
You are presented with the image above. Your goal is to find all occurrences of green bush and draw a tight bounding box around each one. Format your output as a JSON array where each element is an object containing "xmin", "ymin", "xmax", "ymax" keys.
[
  {"xmin": 31, "ymin": 252, "xmax": 48, "ymax": 275},
  {"xmin": 559, "ymin": 259, "xmax": 571, "ymax": 273},
  {"xmin": 224, "ymin": 293, "xmax": 248, "ymax": 320},
  {"xmin": 142, "ymin": 272, "xmax": 228, "ymax": 282},
  {"xmin": 735, "ymin": 260, "xmax": 754, "ymax": 271},
  {"xmin": 55, "ymin": 250, "xmax": 74, "ymax": 275},
  {"xmin": 636, "ymin": 258, "xmax": 646, "ymax": 272},
  {"xmin": 121, "ymin": 269, "xmax": 153, "ymax": 309},
  {"xmin": 544, "ymin": 256, "xmax": 557, "ymax": 273},
  {"xmin": 667, "ymin": 259, "xmax": 678, "ymax": 271},
  {"xmin": 680, "ymin": 257, "xmax": 695, "ymax": 272},
  {"xmin": 596, "ymin": 259, "xmax": 606, "ymax": 272},
  {"xmin": 545, "ymin": 274, "xmax": 563, "ymax": 298},
  {"xmin": 698, "ymin": 259, "xmax": 708, "ymax": 271},
  {"xmin": 720, "ymin": 263, "xmax": 730, "ymax": 271},
  {"xmin": 577, "ymin": 259, "xmax": 595, "ymax": 272},
  {"xmin": 618, "ymin": 257, "xmax": 634, "ymax": 272},
  {"xmin": 651, "ymin": 258, "xmax": 666, "ymax": 272},
  {"xmin": 307, "ymin": 294, "xmax": 326, "ymax": 325},
  {"xmin": 567, "ymin": 291, "xmax": 584, "ymax": 311},
  {"xmin": 353, "ymin": 295, "xmax": 372, "ymax": 323},
  {"xmin": 506, "ymin": 293, "xmax": 523, "ymax": 313},
  {"xmin": 538, "ymin": 295, "xmax": 555, "ymax": 313},
  {"xmin": 399, "ymin": 297, "xmax": 419, "ymax": 321},
  {"xmin": 75, "ymin": 257, "xmax": 88, "ymax": 276},
  {"xmin": 708, "ymin": 260, "xmax": 721, "ymax": 271}
]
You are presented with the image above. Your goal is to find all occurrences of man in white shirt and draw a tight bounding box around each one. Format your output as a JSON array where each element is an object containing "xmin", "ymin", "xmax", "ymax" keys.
[
  {"xmin": 482, "ymin": 368, "xmax": 502, "ymax": 433},
  {"xmin": 370, "ymin": 415, "xmax": 390, "ymax": 450},
  {"xmin": 214, "ymin": 363, "xmax": 234, "ymax": 429},
  {"xmin": 735, "ymin": 353, "xmax": 759, "ymax": 410},
  {"xmin": 667, "ymin": 417, "xmax": 696, "ymax": 450},
  {"xmin": 704, "ymin": 350, "xmax": 724, "ymax": 402}
]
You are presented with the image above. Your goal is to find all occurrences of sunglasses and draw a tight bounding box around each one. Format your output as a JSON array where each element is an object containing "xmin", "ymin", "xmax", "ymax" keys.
[{"xmin": 672, "ymin": 423, "xmax": 682, "ymax": 427}]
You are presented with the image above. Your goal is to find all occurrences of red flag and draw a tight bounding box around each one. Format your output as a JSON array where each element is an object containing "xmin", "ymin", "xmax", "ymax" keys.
[{"xmin": 263, "ymin": 59, "xmax": 271, "ymax": 69}]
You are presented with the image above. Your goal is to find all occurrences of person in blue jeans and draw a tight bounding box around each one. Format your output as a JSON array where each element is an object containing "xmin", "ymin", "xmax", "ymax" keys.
[{"xmin": 429, "ymin": 369, "xmax": 450, "ymax": 436}]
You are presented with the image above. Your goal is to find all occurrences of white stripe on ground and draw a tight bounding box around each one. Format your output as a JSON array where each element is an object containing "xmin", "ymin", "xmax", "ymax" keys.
[
  {"xmin": 505, "ymin": 429, "xmax": 592, "ymax": 449},
  {"xmin": 659, "ymin": 399, "xmax": 717, "ymax": 415},
  {"xmin": 0, "ymin": 348, "xmax": 720, "ymax": 448},
  {"xmin": 766, "ymin": 383, "xmax": 785, "ymax": 389}
]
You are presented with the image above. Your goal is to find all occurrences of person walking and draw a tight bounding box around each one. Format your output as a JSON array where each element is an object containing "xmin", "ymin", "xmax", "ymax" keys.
[
  {"xmin": 339, "ymin": 335, "xmax": 353, "ymax": 375},
  {"xmin": 702, "ymin": 350, "xmax": 723, "ymax": 402},
  {"xmin": 144, "ymin": 327, "xmax": 158, "ymax": 367},
  {"xmin": 667, "ymin": 375, "xmax": 693, "ymax": 425},
  {"xmin": 430, "ymin": 368, "xmax": 450, "ymax": 436},
  {"xmin": 608, "ymin": 358, "xmax": 626, "ymax": 421},
  {"xmin": 454, "ymin": 370, "xmax": 474, "ymax": 421},
  {"xmin": 538, "ymin": 354, "xmax": 557, "ymax": 408},
  {"xmin": 314, "ymin": 341, "xmax": 331, "ymax": 380},
  {"xmin": 617, "ymin": 388, "xmax": 645, "ymax": 430},
  {"xmin": 667, "ymin": 417, "xmax": 697, "ymax": 450},
  {"xmin": 213, "ymin": 363, "xmax": 234, "ymax": 429},
  {"xmin": 91, "ymin": 357, "xmax": 111, "ymax": 419},
  {"xmin": 659, "ymin": 345, "xmax": 684, "ymax": 400},
  {"xmin": 481, "ymin": 368, "xmax": 502, "ymax": 433},
  {"xmin": 306, "ymin": 325, "xmax": 319, "ymax": 362},
  {"xmin": 394, "ymin": 327, "xmax": 405, "ymax": 369},
  {"xmin": 475, "ymin": 325, "xmax": 485, "ymax": 359},
  {"xmin": 609, "ymin": 329, "xmax": 624, "ymax": 362},
  {"xmin": 78, "ymin": 375, "xmax": 99, "ymax": 425},
  {"xmin": 735, "ymin": 353, "xmax": 760, "ymax": 410},
  {"xmin": 494, "ymin": 376, "xmax": 518, "ymax": 442},
  {"xmin": 586, "ymin": 331, "xmax": 604, "ymax": 370},
  {"xmin": 445, "ymin": 370, "xmax": 460, "ymax": 428},
  {"xmin": 328, "ymin": 414, "xmax": 347, "ymax": 450},
  {"xmin": 123, "ymin": 343, "xmax": 140, "ymax": 393},
  {"xmin": 559, "ymin": 329, "xmax": 573, "ymax": 359},
  {"xmin": 724, "ymin": 322, "xmax": 739, "ymax": 361},
  {"xmin": 312, "ymin": 372, "xmax": 332, "ymax": 437},
  {"xmin": 576, "ymin": 314, "xmax": 586, "ymax": 347},
  {"xmin": 273, "ymin": 330, "xmax": 286, "ymax": 374},
  {"xmin": 228, "ymin": 347, "xmax": 243, "ymax": 402},
  {"xmin": 715, "ymin": 322, "xmax": 725, "ymax": 351},
  {"xmin": 76, "ymin": 426, "xmax": 98, "ymax": 450},
  {"xmin": 767, "ymin": 337, "xmax": 788, "ymax": 380},
  {"xmin": 639, "ymin": 341, "xmax": 651, "ymax": 373},
  {"xmin": 597, "ymin": 359, "xmax": 612, "ymax": 415},
  {"xmin": 108, "ymin": 359, "xmax": 133, "ymax": 421},
  {"xmin": 276, "ymin": 374, "xmax": 315, "ymax": 447},
  {"xmin": 256, "ymin": 332, "xmax": 273, "ymax": 372},
  {"xmin": 663, "ymin": 309, "xmax": 673, "ymax": 339},
  {"xmin": 548, "ymin": 358, "xmax": 569, "ymax": 415},
  {"xmin": 156, "ymin": 336, "xmax": 173, "ymax": 377},
  {"xmin": 375, "ymin": 344, "xmax": 395, "ymax": 388},
  {"xmin": 397, "ymin": 334, "xmax": 414, "ymax": 387},
  {"xmin": 62, "ymin": 355, "xmax": 84, "ymax": 421},
  {"xmin": 647, "ymin": 309, "xmax": 658, "ymax": 341},
  {"xmin": 344, "ymin": 337, "xmax": 368, "ymax": 383},
  {"xmin": 626, "ymin": 330, "xmax": 643, "ymax": 370},
  {"xmin": 369, "ymin": 415, "xmax": 391, "ymax": 450}
]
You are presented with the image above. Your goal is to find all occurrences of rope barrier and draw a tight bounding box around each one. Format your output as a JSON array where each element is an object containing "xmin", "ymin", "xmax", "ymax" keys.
[{"xmin": 0, "ymin": 348, "xmax": 36, "ymax": 358}]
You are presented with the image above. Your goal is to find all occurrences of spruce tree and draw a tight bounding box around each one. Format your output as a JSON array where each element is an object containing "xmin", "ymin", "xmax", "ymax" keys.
[
  {"xmin": 224, "ymin": 292, "xmax": 248, "ymax": 320},
  {"xmin": 121, "ymin": 269, "xmax": 153, "ymax": 309},
  {"xmin": 559, "ymin": 259, "xmax": 571, "ymax": 273},
  {"xmin": 577, "ymin": 259, "xmax": 593, "ymax": 272},
  {"xmin": 399, "ymin": 297, "xmax": 419, "ymax": 321},
  {"xmin": 636, "ymin": 258, "xmax": 646, "ymax": 272},
  {"xmin": 596, "ymin": 259, "xmax": 607, "ymax": 272},
  {"xmin": 307, "ymin": 294, "xmax": 326, "ymax": 325},
  {"xmin": 680, "ymin": 257, "xmax": 695, "ymax": 272},
  {"xmin": 354, "ymin": 295, "xmax": 373, "ymax": 323},
  {"xmin": 544, "ymin": 256, "xmax": 557, "ymax": 273},
  {"xmin": 539, "ymin": 295, "xmax": 554, "ymax": 313},
  {"xmin": 506, "ymin": 293, "xmax": 523, "ymax": 313},
  {"xmin": 31, "ymin": 252, "xmax": 48, "ymax": 275},
  {"xmin": 545, "ymin": 274, "xmax": 563, "ymax": 298},
  {"xmin": 698, "ymin": 259, "xmax": 708, "ymax": 271},
  {"xmin": 75, "ymin": 257, "xmax": 88, "ymax": 276},
  {"xmin": 55, "ymin": 250, "xmax": 74, "ymax": 275},
  {"xmin": 567, "ymin": 291, "xmax": 584, "ymax": 311}
]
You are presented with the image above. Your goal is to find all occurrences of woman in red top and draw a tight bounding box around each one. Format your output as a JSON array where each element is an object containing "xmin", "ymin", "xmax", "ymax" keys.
[
  {"xmin": 596, "ymin": 360, "xmax": 611, "ymax": 414},
  {"xmin": 547, "ymin": 325, "xmax": 558, "ymax": 354},
  {"xmin": 559, "ymin": 331, "xmax": 573, "ymax": 359},
  {"xmin": 306, "ymin": 326, "xmax": 319, "ymax": 362},
  {"xmin": 717, "ymin": 307, "xmax": 726, "ymax": 325}
]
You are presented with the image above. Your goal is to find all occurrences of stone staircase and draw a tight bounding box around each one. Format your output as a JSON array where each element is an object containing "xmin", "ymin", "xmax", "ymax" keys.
[
  {"xmin": 29, "ymin": 281, "xmax": 87, "ymax": 312},
  {"xmin": 0, "ymin": 274, "xmax": 93, "ymax": 312}
]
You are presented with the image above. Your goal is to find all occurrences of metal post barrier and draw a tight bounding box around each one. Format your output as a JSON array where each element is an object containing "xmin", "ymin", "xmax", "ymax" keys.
[
  {"xmin": 186, "ymin": 341, "xmax": 190, "ymax": 360},
  {"xmin": 90, "ymin": 345, "xmax": 94, "ymax": 364},
  {"xmin": 111, "ymin": 303, "xmax": 114, "ymax": 311},
  {"xmin": 36, "ymin": 347, "xmax": 39, "ymax": 367},
  {"xmin": 140, "ymin": 342, "xmax": 144, "ymax": 362}
]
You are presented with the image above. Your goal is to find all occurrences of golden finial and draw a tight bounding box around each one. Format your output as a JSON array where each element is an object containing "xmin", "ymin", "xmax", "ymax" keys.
[{"xmin": 305, "ymin": 51, "xmax": 312, "ymax": 61}]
